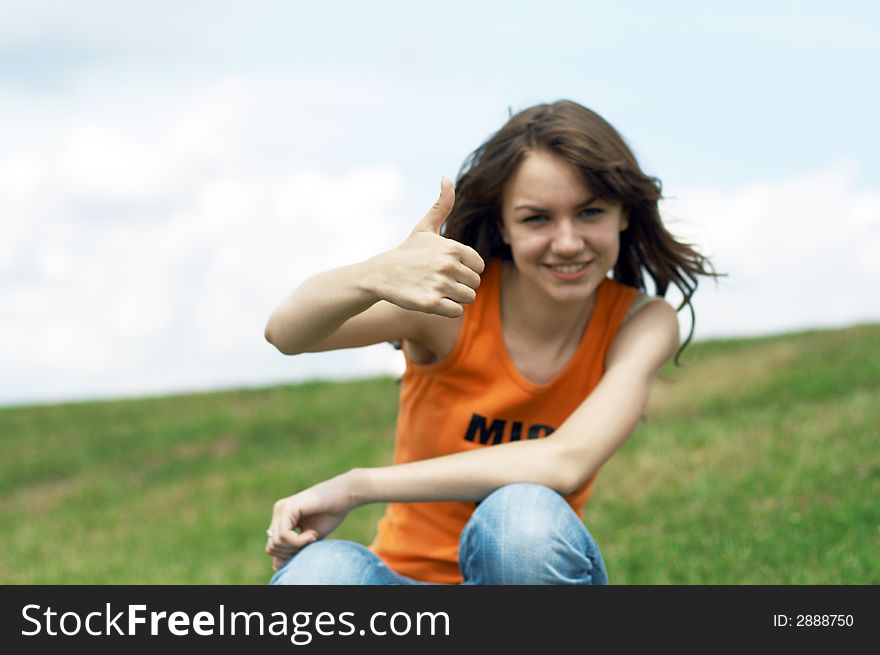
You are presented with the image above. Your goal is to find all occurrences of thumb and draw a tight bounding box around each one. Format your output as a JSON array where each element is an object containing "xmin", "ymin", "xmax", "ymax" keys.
[{"xmin": 415, "ymin": 176, "xmax": 455, "ymax": 234}]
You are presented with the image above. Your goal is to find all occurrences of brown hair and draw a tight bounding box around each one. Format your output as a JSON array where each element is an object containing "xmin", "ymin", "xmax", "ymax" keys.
[{"xmin": 443, "ymin": 99, "xmax": 720, "ymax": 363}]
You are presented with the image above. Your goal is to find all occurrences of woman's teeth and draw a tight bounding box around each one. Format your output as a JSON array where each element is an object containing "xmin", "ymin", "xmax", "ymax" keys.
[{"xmin": 548, "ymin": 263, "xmax": 588, "ymax": 273}]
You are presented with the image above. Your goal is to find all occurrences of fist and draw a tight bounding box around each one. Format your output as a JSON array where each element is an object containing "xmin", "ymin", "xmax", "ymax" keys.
[{"xmin": 370, "ymin": 177, "xmax": 485, "ymax": 318}]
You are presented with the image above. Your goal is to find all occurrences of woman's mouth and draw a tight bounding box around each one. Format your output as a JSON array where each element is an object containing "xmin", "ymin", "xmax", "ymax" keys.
[{"xmin": 543, "ymin": 261, "xmax": 592, "ymax": 280}]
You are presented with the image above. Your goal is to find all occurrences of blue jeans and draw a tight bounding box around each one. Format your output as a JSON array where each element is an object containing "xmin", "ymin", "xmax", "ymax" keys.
[{"xmin": 269, "ymin": 483, "xmax": 608, "ymax": 585}]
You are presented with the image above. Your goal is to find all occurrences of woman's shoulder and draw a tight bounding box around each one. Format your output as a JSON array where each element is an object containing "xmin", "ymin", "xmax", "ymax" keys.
[
  {"xmin": 606, "ymin": 292, "xmax": 679, "ymax": 371},
  {"xmin": 622, "ymin": 291, "xmax": 656, "ymax": 324},
  {"xmin": 610, "ymin": 279, "xmax": 673, "ymax": 326}
]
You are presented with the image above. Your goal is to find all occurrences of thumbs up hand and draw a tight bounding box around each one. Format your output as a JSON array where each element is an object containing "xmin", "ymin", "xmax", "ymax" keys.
[{"xmin": 365, "ymin": 177, "xmax": 485, "ymax": 318}]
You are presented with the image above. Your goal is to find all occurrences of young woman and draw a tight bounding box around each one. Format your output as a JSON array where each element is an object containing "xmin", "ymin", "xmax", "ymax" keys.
[{"xmin": 263, "ymin": 100, "xmax": 716, "ymax": 585}]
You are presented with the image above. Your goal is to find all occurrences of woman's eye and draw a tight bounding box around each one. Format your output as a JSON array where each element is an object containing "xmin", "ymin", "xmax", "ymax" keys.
[
  {"xmin": 524, "ymin": 215, "xmax": 548, "ymax": 223},
  {"xmin": 579, "ymin": 208, "xmax": 603, "ymax": 218}
]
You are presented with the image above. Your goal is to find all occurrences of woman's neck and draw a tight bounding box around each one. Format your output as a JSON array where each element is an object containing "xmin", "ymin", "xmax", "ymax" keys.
[{"xmin": 499, "ymin": 261, "xmax": 597, "ymax": 350}]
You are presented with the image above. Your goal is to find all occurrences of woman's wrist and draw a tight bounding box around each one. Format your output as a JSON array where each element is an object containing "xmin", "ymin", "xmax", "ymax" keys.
[
  {"xmin": 356, "ymin": 253, "xmax": 391, "ymax": 304},
  {"xmin": 343, "ymin": 467, "xmax": 373, "ymax": 509}
]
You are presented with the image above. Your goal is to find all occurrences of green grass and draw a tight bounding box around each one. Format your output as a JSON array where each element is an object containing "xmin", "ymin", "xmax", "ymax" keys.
[{"xmin": 1, "ymin": 324, "xmax": 878, "ymax": 583}]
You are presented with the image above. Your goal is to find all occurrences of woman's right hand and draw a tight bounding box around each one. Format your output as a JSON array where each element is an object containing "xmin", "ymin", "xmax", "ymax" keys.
[{"xmin": 365, "ymin": 177, "xmax": 485, "ymax": 318}]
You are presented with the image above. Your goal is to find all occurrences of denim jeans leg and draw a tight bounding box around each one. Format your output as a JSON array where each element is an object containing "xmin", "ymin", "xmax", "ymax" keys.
[
  {"xmin": 458, "ymin": 483, "xmax": 608, "ymax": 585},
  {"xmin": 269, "ymin": 540, "xmax": 428, "ymax": 585}
]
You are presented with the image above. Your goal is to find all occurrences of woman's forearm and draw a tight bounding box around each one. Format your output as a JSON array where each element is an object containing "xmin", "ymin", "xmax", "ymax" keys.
[
  {"xmin": 342, "ymin": 358, "xmax": 662, "ymax": 508},
  {"xmin": 264, "ymin": 259, "xmax": 380, "ymax": 355},
  {"xmin": 264, "ymin": 180, "xmax": 476, "ymax": 356},
  {"xmin": 346, "ymin": 437, "xmax": 571, "ymax": 507}
]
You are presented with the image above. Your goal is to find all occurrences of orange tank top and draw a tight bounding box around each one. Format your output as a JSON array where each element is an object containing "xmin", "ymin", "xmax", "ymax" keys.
[{"xmin": 368, "ymin": 258, "xmax": 637, "ymax": 583}]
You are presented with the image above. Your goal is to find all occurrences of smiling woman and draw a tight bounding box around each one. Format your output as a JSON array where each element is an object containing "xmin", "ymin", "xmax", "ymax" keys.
[
  {"xmin": 497, "ymin": 149, "xmax": 630, "ymax": 336},
  {"xmin": 262, "ymin": 99, "xmax": 720, "ymax": 585},
  {"xmin": 444, "ymin": 100, "xmax": 715, "ymax": 363}
]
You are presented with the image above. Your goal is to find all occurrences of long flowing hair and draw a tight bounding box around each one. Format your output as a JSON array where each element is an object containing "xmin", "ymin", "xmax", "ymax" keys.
[{"xmin": 443, "ymin": 100, "xmax": 720, "ymax": 363}]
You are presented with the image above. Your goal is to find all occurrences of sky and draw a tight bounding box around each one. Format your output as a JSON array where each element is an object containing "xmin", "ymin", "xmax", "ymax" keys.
[{"xmin": 1, "ymin": 0, "xmax": 878, "ymax": 406}]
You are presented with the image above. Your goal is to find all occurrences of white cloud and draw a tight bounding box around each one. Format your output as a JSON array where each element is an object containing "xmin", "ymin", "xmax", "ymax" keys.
[
  {"xmin": 1, "ymin": 36, "xmax": 878, "ymax": 405},
  {"xmin": 663, "ymin": 164, "xmax": 880, "ymax": 339},
  {"xmin": 0, "ymin": 75, "xmax": 412, "ymax": 405}
]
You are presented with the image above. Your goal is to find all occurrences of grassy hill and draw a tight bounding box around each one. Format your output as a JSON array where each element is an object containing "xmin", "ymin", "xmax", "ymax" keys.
[{"xmin": 1, "ymin": 324, "xmax": 878, "ymax": 584}]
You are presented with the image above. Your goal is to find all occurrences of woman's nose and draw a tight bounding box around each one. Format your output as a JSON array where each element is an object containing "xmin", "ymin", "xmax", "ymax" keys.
[{"xmin": 551, "ymin": 220, "xmax": 585, "ymax": 256}]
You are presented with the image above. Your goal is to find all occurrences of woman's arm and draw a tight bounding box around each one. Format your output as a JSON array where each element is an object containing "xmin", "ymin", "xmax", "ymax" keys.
[
  {"xmin": 351, "ymin": 299, "xmax": 680, "ymax": 501},
  {"xmin": 264, "ymin": 261, "xmax": 386, "ymax": 355},
  {"xmin": 264, "ymin": 177, "xmax": 483, "ymax": 355},
  {"xmin": 266, "ymin": 300, "xmax": 679, "ymax": 563}
]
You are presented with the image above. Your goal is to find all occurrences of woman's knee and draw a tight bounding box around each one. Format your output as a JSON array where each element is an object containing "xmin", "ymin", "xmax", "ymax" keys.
[
  {"xmin": 460, "ymin": 483, "xmax": 607, "ymax": 584},
  {"xmin": 469, "ymin": 482, "xmax": 573, "ymax": 537},
  {"xmin": 269, "ymin": 540, "xmax": 380, "ymax": 585}
]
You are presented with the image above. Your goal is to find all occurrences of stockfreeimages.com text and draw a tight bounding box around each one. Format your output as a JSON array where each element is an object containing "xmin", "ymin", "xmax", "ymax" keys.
[{"xmin": 22, "ymin": 603, "xmax": 450, "ymax": 645}]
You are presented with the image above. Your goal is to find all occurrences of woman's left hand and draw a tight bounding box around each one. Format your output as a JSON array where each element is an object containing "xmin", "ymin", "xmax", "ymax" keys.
[{"xmin": 265, "ymin": 473, "xmax": 355, "ymax": 570}]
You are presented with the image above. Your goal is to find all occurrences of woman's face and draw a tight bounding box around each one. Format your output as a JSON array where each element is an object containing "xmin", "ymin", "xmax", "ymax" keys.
[{"xmin": 499, "ymin": 149, "xmax": 629, "ymax": 306}]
